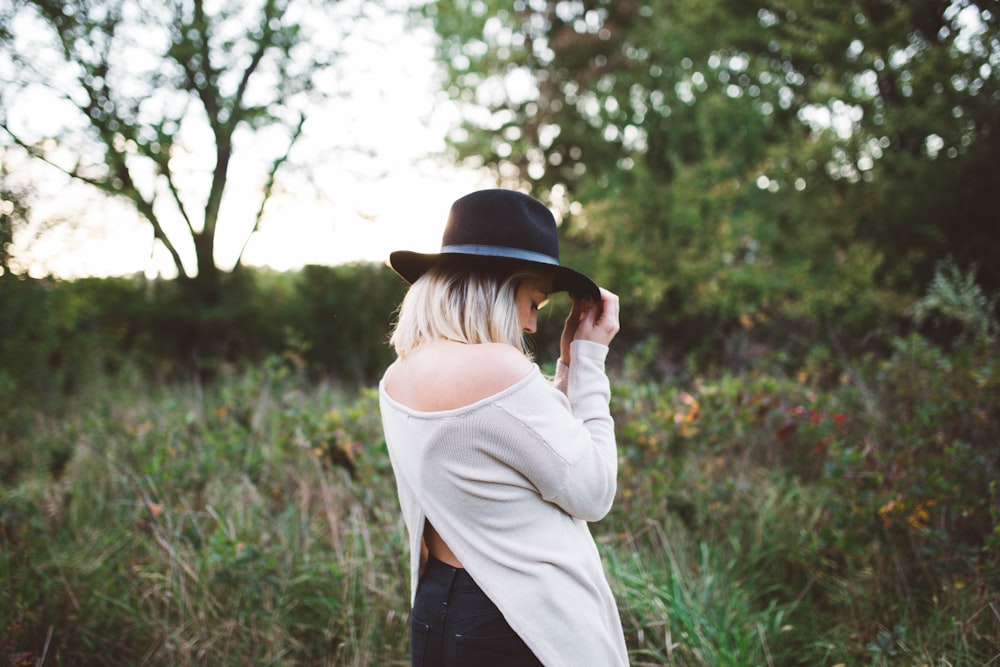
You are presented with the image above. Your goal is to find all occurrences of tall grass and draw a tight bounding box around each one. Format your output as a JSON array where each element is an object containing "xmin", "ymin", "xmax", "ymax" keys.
[
  {"xmin": 2, "ymin": 357, "xmax": 411, "ymax": 666},
  {"xmin": 2, "ymin": 337, "xmax": 998, "ymax": 666}
]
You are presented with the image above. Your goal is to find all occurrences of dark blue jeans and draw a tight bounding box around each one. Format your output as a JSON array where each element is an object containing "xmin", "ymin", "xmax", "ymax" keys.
[{"xmin": 411, "ymin": 556, "xmax": 544, "ymax": 667}]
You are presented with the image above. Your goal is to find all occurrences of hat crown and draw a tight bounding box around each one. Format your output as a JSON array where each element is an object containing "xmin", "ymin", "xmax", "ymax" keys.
[
  {"xmin": 387, "ymin": 188, "xmax": 599, "ymax": 300},
  {"xmin": 442, "ymin": 189, "xmax": 560, "ymax": 262}
]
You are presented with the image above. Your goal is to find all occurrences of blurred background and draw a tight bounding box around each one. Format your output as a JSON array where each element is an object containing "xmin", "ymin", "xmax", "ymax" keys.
[
  {"xmin": 1, "ymin": 1, "xmax": 998, "ymax": 665},
  {"xmin": 1, "ymin": 0, "xmax": 997, "ymax": 386}
]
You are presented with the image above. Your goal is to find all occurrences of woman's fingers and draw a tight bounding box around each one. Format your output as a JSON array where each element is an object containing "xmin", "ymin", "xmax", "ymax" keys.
[{"xmin": 576, "ymin": 288, "xmax": 620, "ymax": 346}]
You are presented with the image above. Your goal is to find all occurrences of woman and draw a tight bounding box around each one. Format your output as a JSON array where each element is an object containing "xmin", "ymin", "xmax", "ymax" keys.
[{"xmin": 379, "ymin": 189, "xmax": 627, "ymax": 666}]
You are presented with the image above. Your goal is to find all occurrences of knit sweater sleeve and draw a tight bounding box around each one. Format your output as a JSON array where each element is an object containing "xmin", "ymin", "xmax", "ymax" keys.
[
  {"xmin": 498, "ymin": 339, "xmax": 618, "ymax": 521},
  {"xmin": 551, "ymin": 339, "xmax": 617, "ymax": 520}
]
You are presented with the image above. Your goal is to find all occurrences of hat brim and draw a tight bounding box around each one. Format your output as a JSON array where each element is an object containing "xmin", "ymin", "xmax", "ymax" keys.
[{"xmin": 389, "ymin": 249, "xmax": 600, "ymax": 302}]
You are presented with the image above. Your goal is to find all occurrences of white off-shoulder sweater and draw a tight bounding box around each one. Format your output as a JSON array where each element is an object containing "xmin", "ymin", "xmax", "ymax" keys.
[{"xmin": 378, "ymin": 340, "xmax": 628, "ymax": 667}]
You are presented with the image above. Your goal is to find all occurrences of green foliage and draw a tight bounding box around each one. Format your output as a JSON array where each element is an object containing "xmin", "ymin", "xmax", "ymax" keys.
[
  {"xmin": 609, "ymin": 526, "xmax": 791, "ymax": 666},
  {"xmin": 421, "ymin": 0, "xmax": 999, "ymax": 365},
  {"xmin": 0, "ymin": 263, "xmax": 406, "ymax": 413},
  {"xmin": 3, "ymin": 330, "xmax": 998, "ymax": 665},
  {"xmin": 607, "ymin": 329, "xmax": 999, "ymax": 665},
  {"xmin": 291, "ymin": 263, "xmax": 407, "ymax": 384},
  {"xmin": 0, "ymin": 275, "xmax": 135, "ymax": 400},
  {"xmin": 911, "ymin": 259, "xmax": 999, "ymax": 344},
  {"xmin": 1, "ymin": 252, "xmax": 998, "ymax": 665},
  {"xmin": 1, "ymin": 351, "xmax": 408, "ymax": 665},
  {"xmin": 850, "ymin": 334, "xmax": 999, "ymax": 567}
]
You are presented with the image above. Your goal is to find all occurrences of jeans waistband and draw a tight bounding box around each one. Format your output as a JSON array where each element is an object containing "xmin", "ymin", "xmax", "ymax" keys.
[{"xmin": 422, "ymin": 555, "xmax": 481, "ymax": 592}]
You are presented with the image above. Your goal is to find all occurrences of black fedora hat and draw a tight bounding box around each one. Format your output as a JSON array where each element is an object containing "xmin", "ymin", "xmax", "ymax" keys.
[{"xmin": 389, "ymin": 189, "xmax": 599, "ymax": 301}]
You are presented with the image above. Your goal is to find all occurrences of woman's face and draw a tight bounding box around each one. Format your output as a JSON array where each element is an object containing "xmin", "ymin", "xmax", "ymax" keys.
[{"xmin": 515, "ymin": 276, "xmax": 551, "ymax": 334}]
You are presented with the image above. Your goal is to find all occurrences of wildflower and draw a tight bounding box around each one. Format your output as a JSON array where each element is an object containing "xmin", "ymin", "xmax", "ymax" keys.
[{"xmin": 878, "ymin": 496, "xmax": 902, "ymax": 529}]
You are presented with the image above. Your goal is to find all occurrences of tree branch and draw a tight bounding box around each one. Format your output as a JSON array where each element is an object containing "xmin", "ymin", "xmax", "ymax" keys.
[
  {"xmin": 140, "ymin": 116, "xmax": 199, "ymax": 242},
  {"xmin": 0, "ymin": 122, "xmax": 189, "ymax": 276},
  {"xmin": 233, "ymin": 110, "xmax": 307, "ymax": 270}
]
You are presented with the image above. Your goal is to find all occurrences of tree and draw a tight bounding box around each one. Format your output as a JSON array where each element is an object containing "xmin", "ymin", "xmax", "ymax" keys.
[
  {"xmin": 0, "ymin": 0, "xmax": 360, "ymax": 302},
  {"xmin": 712, "ymin": 0, "xmax": 1000, "ymax": 291},
  {"xmin": 422, "ymin": 0, "xmax": 1000, "ymax": 357},
  {"xmin": 0, "ymin": 151, "xmax": 33, "ymax": 279}
]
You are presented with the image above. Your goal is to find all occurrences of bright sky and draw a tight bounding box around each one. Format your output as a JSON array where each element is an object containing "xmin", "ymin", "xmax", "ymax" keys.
[{"xmin": 6, "ymin": 4, "xmax": 494, "ymax": 280}]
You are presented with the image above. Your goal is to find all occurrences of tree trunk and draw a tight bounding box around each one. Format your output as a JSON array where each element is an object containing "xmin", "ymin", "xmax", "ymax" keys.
[{"xmin": 192, "ymin": 231, "xmax": 220, "ymax": 305}]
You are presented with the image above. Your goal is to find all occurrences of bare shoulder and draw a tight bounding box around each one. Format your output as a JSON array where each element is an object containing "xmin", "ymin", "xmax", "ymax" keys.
[{"xmin": 384, "ymin": 341, "xmax": 534, "ymax": 411}]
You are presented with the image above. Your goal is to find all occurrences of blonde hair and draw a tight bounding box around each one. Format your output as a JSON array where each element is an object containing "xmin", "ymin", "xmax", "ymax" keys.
[{"xmin": 389, "ymin": 260, "xmax": 545, "ymax": 357}]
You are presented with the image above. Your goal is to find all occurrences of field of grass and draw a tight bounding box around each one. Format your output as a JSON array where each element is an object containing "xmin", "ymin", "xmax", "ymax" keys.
[{"xmin": 2, "ymin": 337, "xmax": 998, "ymax": 666}]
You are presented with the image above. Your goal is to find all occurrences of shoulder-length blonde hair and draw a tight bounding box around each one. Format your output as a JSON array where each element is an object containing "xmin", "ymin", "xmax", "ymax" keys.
[{"xmin": 389, "ymin": 260, "xmax": 546, "ymax": 358}]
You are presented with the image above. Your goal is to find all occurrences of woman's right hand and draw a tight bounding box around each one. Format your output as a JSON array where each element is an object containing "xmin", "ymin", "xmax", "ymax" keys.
[{"xmin": 561, "ymin": 288, "xmax": 620, "ymax": 364}]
